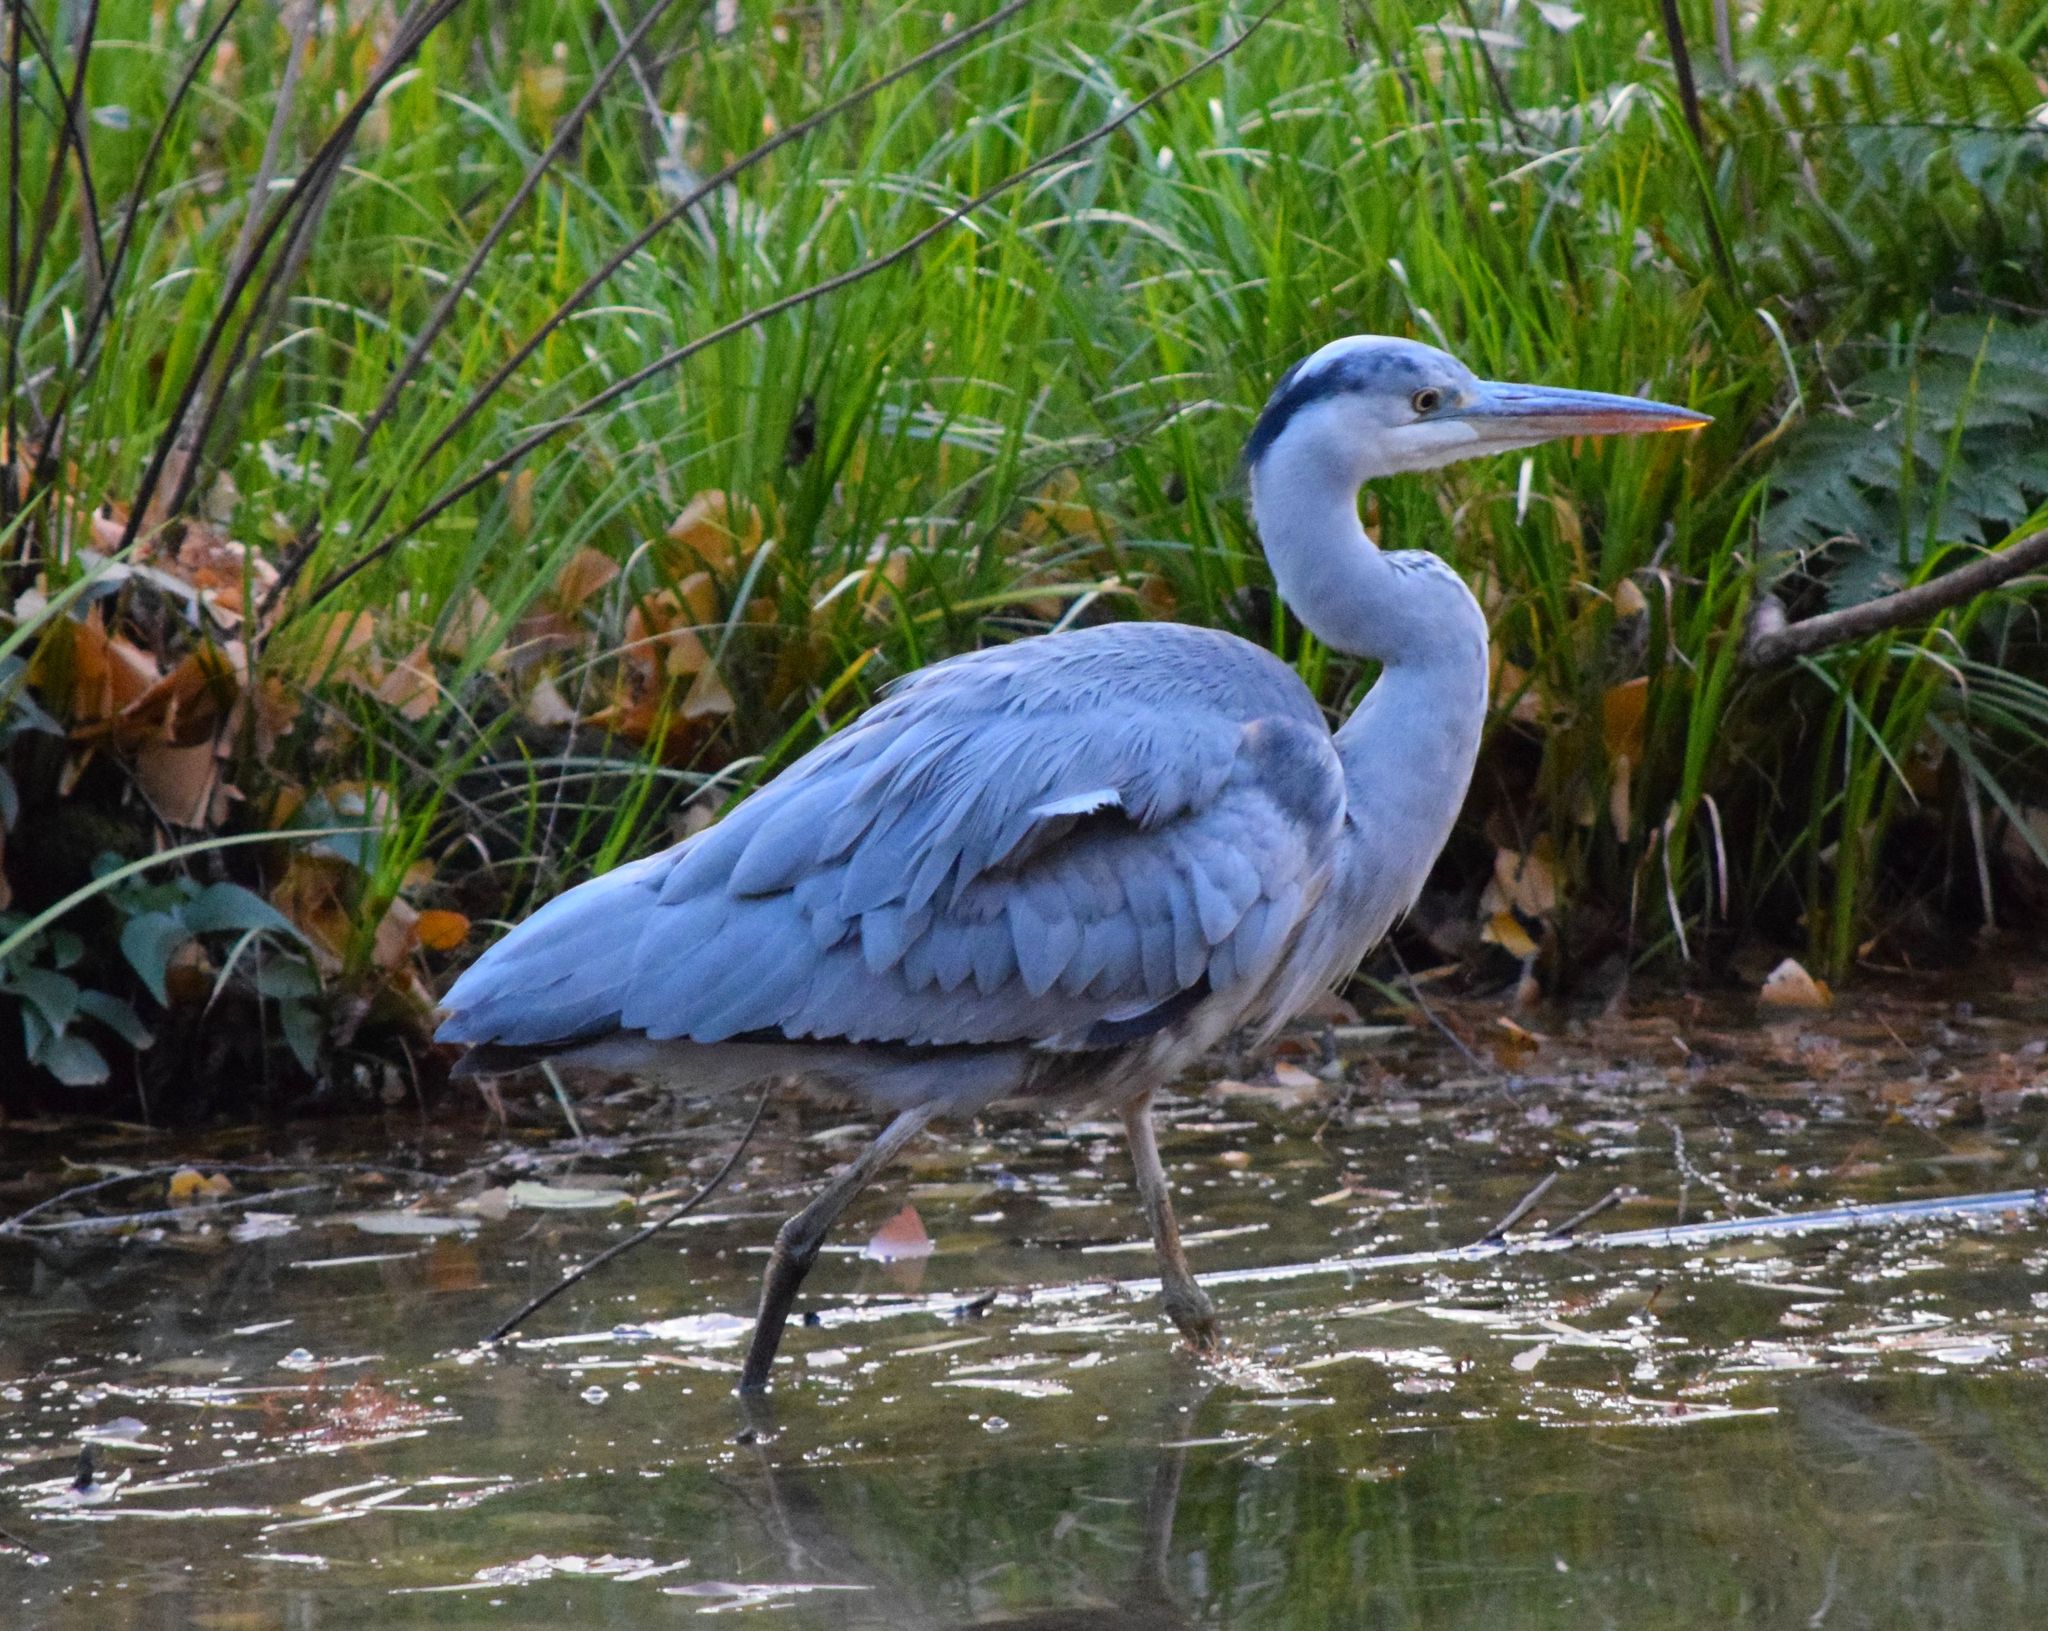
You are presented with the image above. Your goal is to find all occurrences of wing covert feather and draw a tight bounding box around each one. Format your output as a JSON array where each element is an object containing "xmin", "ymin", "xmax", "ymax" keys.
[{"xmin": 437, "ymin": 623, "xmax": 1346, "ymax": 1053}]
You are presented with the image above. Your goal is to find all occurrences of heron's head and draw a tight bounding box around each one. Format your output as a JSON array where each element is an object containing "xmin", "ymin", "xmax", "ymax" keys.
[{"xmin": 1243, "ymin": 335, "xmax": 1709, "ymax": 488}]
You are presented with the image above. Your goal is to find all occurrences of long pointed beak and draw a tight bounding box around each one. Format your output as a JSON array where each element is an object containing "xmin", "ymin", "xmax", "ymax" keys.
[{"xmin": 1457, "ymin": 380, "xmax": 1711, "ymax": 441}]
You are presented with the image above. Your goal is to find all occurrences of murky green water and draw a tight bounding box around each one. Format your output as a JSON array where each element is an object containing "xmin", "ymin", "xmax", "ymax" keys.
[{"xmin": 7, "ymin": 993, "xmax": 2048, "ymax": 1626}]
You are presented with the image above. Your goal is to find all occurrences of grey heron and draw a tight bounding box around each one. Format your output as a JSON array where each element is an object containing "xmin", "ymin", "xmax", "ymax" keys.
[{"xmin": 436, "ymin": 335, "xmax": 1707, "ymax": 1391}]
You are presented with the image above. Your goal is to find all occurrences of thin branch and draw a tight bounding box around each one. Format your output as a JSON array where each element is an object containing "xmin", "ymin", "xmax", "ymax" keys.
[
  {"xmin": 13, "ymin": 0, "xmax": 104, "ymax": 405},
  {"xmin": 1745, "ymin": 527, "xmax": 2048, "ymax": 665},
  {"xmin": 0, "ymin": 1159, "xmax": 450, "ymax": 1234},
  {"xmin": 1656, "ymin": 0, "xmax": 1708, "ymax": 153},
  {"xmin": 1653, "ymin": 0, "xmax": 1739, "ymax": 291},
  {"xmin": 354, "ymin": 0, "xmax": 705, "ymax": 448},
  {"xmin": 1474, "ymin": 1169, "xmax": 1559, "ymax": 1244},
  {"xmin": 265, "ymin": 0, "xmax": 1043, "ymax": 618},
  {"xmin": 4, "ymin": 0, "xmax": 24, "ymax": 519},
  {"xmin": 305, "ymin": 0, "xmax": 1290, "ymax": 612},
  {"xmin": 27, "ymin": 0, "xmax": 249, "ymax": 490},
  {"xmin": 6, "ymin": 1184, "xmax": 327, "ymax": 1233},
  {"xmin": 1544, "ymin": 1183, "xmax": 1634, "ymax": 1240},
  {"xmin": 486, "ymin": 1073, "xmax": 777, "ymax": 1342},
  {"xmin": 112, "ymin": 0, "xmax": 470, "ymax": 555}
]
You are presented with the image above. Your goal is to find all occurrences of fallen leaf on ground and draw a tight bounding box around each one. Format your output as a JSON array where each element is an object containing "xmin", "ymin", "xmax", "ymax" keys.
[
  {"xmin": 1483, "ymin": 910, "xmax": 1539, "ymax": 960},
  {"xmin": 349, "ymin": 1211, "xmax": 478, "ymax": 1237},
  {"xmin": 1759, "ymin": 958, "xmax": 1832, "ymax": 1010},
  {"xmin": 415, "ymin": 909, "xmax": 470, "ymax": 952},
  {"xmin": 505, "ymin": 1180, "xmax": 635, "ymax": 1212},
  {"xmin": 168, "ymin": 1168, "xmax": 235, "ymax": 1204},
  {"xmin": 863, "ymin": 1203, "xmax": 933, "ymax": 1263}
]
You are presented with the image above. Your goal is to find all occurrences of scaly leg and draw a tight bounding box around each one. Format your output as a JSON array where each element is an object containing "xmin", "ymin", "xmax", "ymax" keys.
[
  {"xmin": 739, "ymin": 1101, "xmax": 939, "ymax": 1393},
  {"xmin": 1121, "ymin": 1092, "xmax": 1218, "ymax": 1351}
]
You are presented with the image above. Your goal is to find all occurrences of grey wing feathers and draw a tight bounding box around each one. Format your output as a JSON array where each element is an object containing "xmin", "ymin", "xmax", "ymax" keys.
[{"xmin": 436, "ymin": 623, "xmax": 1346, "ymax": 1055}]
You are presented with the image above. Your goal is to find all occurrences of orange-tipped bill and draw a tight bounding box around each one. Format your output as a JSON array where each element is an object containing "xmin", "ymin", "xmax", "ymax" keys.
[{"xmin": 1458, "ymin": 381, "xmax": 1712, "ymax": 444}]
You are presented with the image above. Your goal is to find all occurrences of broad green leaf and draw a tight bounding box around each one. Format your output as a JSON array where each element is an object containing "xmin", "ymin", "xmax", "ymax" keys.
[
  {"xmin": 181, "ymin": 882, "xmax": 302, "ymax": 941},
  {"xmin": 77, "ymin": 990, "xmax": 155, "ymax": 1050},
  {"xmin": 7, "ymin": 966, "xmax": 80, "ymax": 1030},
  {"xmin": 120, "ymin": 912, "xmax": 194, "ymax": 1007},
  {"xmin": 32, "ymin": 1030, "xmax": 112, "ymax": 1087}
]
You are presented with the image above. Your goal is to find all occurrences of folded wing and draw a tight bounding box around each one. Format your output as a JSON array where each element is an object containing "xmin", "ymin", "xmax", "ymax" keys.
[{"xmin": 437, "ymin": 624, "xmax": 1347, "ymax": 1055}]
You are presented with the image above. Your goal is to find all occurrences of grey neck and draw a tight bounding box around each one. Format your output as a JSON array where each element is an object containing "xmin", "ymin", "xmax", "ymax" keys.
[
  {"xmin": 1249, "ymin": 441, "xmax": 1489, "ymax": 682},
  {"xmin": 1248, "ymin": 434, "xmax": 1491, "ymax": 849}
]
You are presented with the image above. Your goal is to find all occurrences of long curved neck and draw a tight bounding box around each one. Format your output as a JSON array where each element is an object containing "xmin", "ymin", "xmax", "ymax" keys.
[{"xmin": 1250, "ymin": 439, "xmax": 1491, "ymax": 863}]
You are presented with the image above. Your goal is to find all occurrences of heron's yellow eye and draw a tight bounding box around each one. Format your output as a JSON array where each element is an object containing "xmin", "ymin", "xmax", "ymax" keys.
[{"xmin": 1411, "ymin": 388, "xmax": 1442, "ymax": 414}]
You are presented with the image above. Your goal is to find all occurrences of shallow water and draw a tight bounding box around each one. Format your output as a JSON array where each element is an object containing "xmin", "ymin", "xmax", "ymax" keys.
[{"xmin": 7, "ymin": 987, "xmax": 2048, "ymax": 1627}]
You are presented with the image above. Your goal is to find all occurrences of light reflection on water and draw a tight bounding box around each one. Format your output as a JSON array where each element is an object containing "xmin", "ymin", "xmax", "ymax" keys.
[{"xmin": 6, "ymin": 994, "xmax": 2048, "ymax": 1625}]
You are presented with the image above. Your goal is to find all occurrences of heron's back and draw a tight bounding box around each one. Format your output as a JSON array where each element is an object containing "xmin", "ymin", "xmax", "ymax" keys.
[{"xmin": 436, "ymin": 621, "xmax": 1348, "ymax": 1093}]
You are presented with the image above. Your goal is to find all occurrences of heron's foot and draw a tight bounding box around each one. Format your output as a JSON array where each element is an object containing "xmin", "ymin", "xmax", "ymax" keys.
[{"xmin": 1163, "ymin": 1282, "xmax": 1220, "ymax": 1354}]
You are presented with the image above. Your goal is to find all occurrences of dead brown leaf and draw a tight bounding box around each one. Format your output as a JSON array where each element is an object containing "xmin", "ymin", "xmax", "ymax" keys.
[
  {"xmin": 136, "ymin": 739, "xmax": 234, "ymax": 829},
  {"xmin": 29, "ymin": 606, "xmax": 159, "ymax": 727},
  {"xmin": 662, "ymin": 490, "xmax": 762, "ymax": 577},
  {"xmin": 1602, "ymin": 676, "xmax": 1648, "ymax": 762},
  {"xmin": 1759, "ymin": 957, "xmax": 1832, "ymax": 1010},
  {"xmin": 371, "ymin": 641, "xmax": 439, "ymax": 722},
  {"xmin": 552, "ymin": 546, "xmax": 620, "ymax": 614},
  {"xmin": 415, "ymin": 909, "xmax": 470, "ymax": 952}
]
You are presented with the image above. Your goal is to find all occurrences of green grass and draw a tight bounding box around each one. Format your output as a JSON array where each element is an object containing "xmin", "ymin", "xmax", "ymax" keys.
[{"xmin": 3, "ymin": 0, "xmax": 2047, "ymax": 1102}]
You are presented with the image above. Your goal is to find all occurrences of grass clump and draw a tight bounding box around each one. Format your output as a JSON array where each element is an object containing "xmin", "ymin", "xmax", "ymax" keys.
[{"xmin": 2, "ymin": 0, "xmax": 2045, "ymax": 1110}]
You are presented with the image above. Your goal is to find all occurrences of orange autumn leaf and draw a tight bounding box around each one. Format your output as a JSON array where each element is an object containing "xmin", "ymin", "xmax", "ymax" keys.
[
  {"xmin": 108, "ymin": 643, "xmax": 239, "ymax": 749},
  {"xmin": 624, "ymin": 589, "xmax": 712, "ymax": 679},
  {"xmin": 662, "ymin": 490, "xmax": 762, "ymax": 577},
  {"xmin": 271, "ymin": 853, "xmax": 357, "ymax": 967},
  {"xmin": 135, "ymin": 738, "xmax": 233, "ymax": 829},
  {"xmin": 151, "ymin": 524, "xmax": 279, "ymax": 625},
  {"xmin": 552, "ymin": 545, "xmax": 620, "ymax": 613},
  {"xmin": 30, "ymin": 606, "xmax": 159, "ymax": 727},
  {"xmin": 167, "ymin": 1167, "xmax": 234, "ymax": 1204},
  {"xmin": 372, "ymin": 641, "xmax": 440, "ymax": 722},
  {"xmin": 1489, "ymin": 841, "xmax": 1559, "ymax": 918},
  {"xmin": 862, "ymin": 1203, "xmax": 933, "ymax": 1263},
  {"xmin": 1602, "ymin": 676, "xmax": 1649, "ymax": 762},
  {"xmin": 295, "ymin": 610, "xmax": 377, "ymax": 685},
  {"xmin": 1759, "ymin": 957, "xmax": 1832, "ymax": 1010},
  {"xmin": 679, "ymin": 661, "xmax": 734, "ymax": 721},
  {"xmin": 415, "ymin": 909, "xmax": 470, "ymax": 952},
  {"xmin": 1482, "ymin": 909, "xmax": 1539, "ymax": 961}
]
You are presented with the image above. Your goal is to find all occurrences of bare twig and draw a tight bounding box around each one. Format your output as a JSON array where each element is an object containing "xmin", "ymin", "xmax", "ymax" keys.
[
  {"xmin": 1653, "ymin": 0, "xmax": 1739, "ymax": 290},
  {"xmin": 1544, "ymin": 1184, "xmax": 1634, "ymax": 1240},
  {"xmin": 4, "ymin": 0, "xmax": 24, "ymax": 518},
  {"xmin": 1005, "ymin": 1186, "xmax": 2048, "ymax": 1317},
  {"xmin": 1745, "ymin": 527, "xmax": 2048, "ymax": 665},
  {"xmin": 26, "ymin": 0, "xmax": 249, "ymax": 493},
  {"xmin": 302, "ymin": 0, "xmax": 1287, "ymax": 612},
  {"xmin": 0, "ymin": 1517, "xmax": 48, "ymax": 1562},
  {"xmin": 12, "ymin": 0, "xmax": 105, "ymax": 408},
  {"xmin": 1474, "ymin": 1168, "xmax": 1559, "ymax": 1244},
  {"xmin": 1386, "ymin": 943, "xmax": 1495, "ymax": 1079},
  {"xmin": 487, "ymin": 1074, "xmax": 778, "ymax": 1342},
  {"xmin": 1656, "ymin": 0, "xmax": 1708, "ymax": 153},
  {"xmin": 0, "ymin": 1159, "xmax": 447, "ymax": 1234},
  {"xmin": 113, "ymin": 0, "xmax": 470, "ymax": 556},
  {"xmin": 6, "ymin": 1184, "xmax": 326, "ymax": 1233},
  {"xmin": 353, "ymin": 0, "xmax": 705, "ymax": 448},
  {"xmin": 266, "ymin": 0, "xmax": 1042, "ymax": 618}
]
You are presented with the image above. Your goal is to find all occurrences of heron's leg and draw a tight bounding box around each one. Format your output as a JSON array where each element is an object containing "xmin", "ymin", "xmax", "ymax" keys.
[
  {"xmin": 739, "ymin": 1101, "xmax": 940, "ymax": 1393},
  {"xmin": 1121, "ymin": 1093, "xmax": 1218, "ymax": 1351}
]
